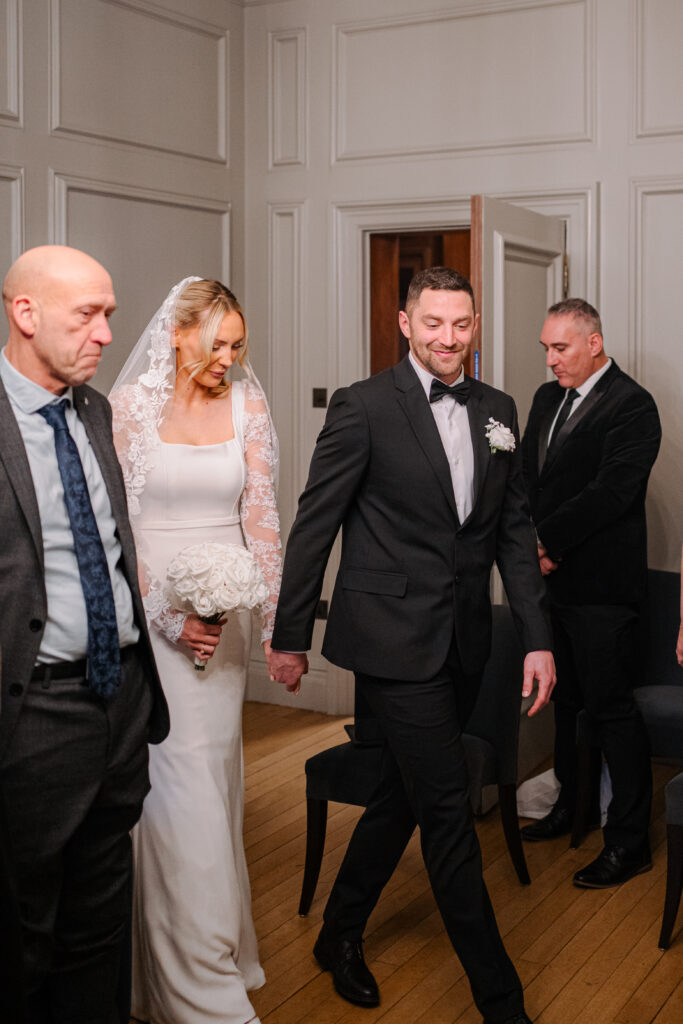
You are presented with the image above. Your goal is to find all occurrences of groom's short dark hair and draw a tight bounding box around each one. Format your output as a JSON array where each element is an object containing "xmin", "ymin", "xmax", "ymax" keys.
[{"xmin": 405, "ymin": 266, "xmax": 475, "ymax": 315}]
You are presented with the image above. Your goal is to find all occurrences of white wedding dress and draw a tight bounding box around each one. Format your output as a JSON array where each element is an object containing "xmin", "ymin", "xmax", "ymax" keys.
[{"xmin": 121, "ymin": 380, "xmax": 280, "ymax": 1024}]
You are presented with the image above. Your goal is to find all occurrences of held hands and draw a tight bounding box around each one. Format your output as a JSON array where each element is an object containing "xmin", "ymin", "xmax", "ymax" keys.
[
  {"xmin": 522, "ymin": 650, "xmax": 556, "ymax": 717},
  {"xmin": 179, "ymin": 613, "xmax": 226, "ymax": 663},
  {"xmin": 268, "ymin": 648, "xmax": 309, "ymax": 696},
  {"xmin": 538, "ymin": 544, "xmax": 560, "ymax": 576}
]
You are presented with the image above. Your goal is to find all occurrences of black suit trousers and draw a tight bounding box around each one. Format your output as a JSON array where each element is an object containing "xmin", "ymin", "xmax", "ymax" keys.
[
  {"xmin": 550, "ymin": 603, "xmax": 652, "ymax": 850},
  {"xmin": 1, "ymin": 648, "xmax": 152, "ymax": 1024},
  {"xmin": 323, "ymin": 645, "xmax": 524, "ymax": 1022},
  {"xmin": 0, "ymin": 782, "xmax": 26, "ymax": 1024}
]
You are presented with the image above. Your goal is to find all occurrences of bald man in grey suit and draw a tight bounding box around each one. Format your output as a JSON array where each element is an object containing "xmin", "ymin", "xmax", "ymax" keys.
[{"xmin": 0, "ymin": 247, "xmax": 168, "ymax": 1024}]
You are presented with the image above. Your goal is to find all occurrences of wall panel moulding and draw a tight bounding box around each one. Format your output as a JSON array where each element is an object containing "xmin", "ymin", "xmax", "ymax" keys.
[
  {"xmin": 269, "ymin": 28, "xmax": 307, "ymax": 169},
  {"xmin": 333, "ymin": 1, "xmax": 594, "ymax": 163},
  {"xmin": 50, "ymin": 0, "xmax": 230, "ymax": 163},
  {"xmin": 634, "ymin": 0, "xmax": 683, "ymax": 140},
  {"xmin": 0, "ymin": 0, "xmax": 22, "ymax": 127}
]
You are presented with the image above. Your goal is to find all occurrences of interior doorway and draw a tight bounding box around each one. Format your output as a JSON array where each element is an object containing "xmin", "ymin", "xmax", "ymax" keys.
[{"xmin": 369, "ymin": 229, "xmax": 471, "ymax": 376}]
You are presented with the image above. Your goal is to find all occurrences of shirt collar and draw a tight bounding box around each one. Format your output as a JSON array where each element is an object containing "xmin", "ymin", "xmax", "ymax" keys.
[
  {"xmin": 0, "ymin": 348, "xmax": 73, "ymax": 414},
  {"xmin": 574, "ymin": 357, "xmax": 612, "ymax": 399},
  {"xmin": 409, "ymin": 352, "xmax": 465, "ymax": 402}
]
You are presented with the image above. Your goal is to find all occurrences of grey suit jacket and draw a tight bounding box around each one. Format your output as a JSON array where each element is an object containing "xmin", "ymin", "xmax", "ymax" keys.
[{"xmin": 0, "ymin": 378, "xmax": 169, "ymax": 762}]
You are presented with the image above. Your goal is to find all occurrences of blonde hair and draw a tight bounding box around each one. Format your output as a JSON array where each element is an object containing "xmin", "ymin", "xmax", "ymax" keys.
[{"xmin": 174, "ymin": 279, "xmax": 249, "ymax": 396}]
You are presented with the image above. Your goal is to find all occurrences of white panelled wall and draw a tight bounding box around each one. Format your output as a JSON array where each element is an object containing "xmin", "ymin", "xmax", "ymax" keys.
[
  {"xmin": 1, "ymin": 0, "xmax": 682, "ymax": 713},
  {"xmin": 0, "ymin": 0, "xmax": 245, "ymax": 394}
]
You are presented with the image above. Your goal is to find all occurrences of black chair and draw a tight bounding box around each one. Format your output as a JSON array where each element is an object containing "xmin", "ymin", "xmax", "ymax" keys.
[
  {"xmin": 571, "ymin": 569, "xmax": 683, "ymax": 849},
  {"xmin": 660, "ymin": 771, "xmax": 683, "ymax": 950},
  {"xmin": 298, "ymin": 604, "xmax": 530, "ymax": 917}
]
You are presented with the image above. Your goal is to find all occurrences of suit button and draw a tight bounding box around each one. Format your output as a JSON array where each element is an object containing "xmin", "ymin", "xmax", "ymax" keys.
[
  {"xmin": 454, "ymin": 575, "xmax": 461, "ymax": 584},
  {"xmin": 9, "ymin": 683, "xmax": 23, "ymax": 697},
  {"xmin": 29, "ymin": 619, "xmax": 42, "ymax": 632}
]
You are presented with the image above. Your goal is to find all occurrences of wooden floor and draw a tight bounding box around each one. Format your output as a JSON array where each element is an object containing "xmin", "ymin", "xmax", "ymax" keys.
[{"xmin": 243, "ymin": 701, "xmax": 683, "ymax": 1024}]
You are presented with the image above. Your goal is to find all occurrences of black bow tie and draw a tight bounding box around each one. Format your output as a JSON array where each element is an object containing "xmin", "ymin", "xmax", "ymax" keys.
[{"xmin": 429, "ymin": 378, "xmax": 471, "ymax": 405}]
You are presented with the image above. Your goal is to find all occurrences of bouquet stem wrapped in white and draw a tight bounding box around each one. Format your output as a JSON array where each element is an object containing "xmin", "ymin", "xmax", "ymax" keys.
[{"xmin": 166, "ymin": 542, "xmax": 268, "ymax": 671}]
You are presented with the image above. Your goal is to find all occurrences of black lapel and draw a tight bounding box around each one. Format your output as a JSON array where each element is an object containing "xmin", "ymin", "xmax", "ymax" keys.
[
  {"xmin": 537, "ymin": 385, "xmax": 564, "ymax": 475},
  {"xmin": 393, "ymin": 358, "xmax": 460, "ymax": 523},
  {"xmin": 462, "ymin": 381, "xmax": 491, "ymax": 526},
  {"xmin": 542, "ymin": 361, "xmax": 619, "ymax": 476},
  {"xmin": 0, "ymin": 379, "xmax": 44, "ymax": 567}
]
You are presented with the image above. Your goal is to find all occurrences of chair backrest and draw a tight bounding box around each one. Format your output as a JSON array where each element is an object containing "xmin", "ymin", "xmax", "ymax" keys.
[
  {"xmin": 642, "ymin": 569, "xmax": 683, "ymax": 688},
  {"xmin": 665, "ymin": 771, "xmax": 683, "ymax": 827},
  {"xmin": 463, "ymin": 604, "xmax": 526, "ymax": 785}
]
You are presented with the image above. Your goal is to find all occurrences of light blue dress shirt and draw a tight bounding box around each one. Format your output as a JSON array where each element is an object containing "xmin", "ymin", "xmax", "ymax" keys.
[{"xmin": 0, "ymin": 349, "xmax": 139, "ymax": 663}]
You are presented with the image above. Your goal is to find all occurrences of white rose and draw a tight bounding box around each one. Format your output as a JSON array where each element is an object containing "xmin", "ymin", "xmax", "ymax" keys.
[
  {"xmin": 485, "ymin": 418, "xmax": 516, "ymax": 453},
  {"xmin": 194, "ymin": 592, "xmax": 218, "ymax": 618},
  {"xmin": 216, "ymin": 583, "xmax": 241, "ymax": 610}
]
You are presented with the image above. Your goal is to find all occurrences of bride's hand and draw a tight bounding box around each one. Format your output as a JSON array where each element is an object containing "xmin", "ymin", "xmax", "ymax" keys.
[{"xmin": 179, "ymin": 614, "xmax": 227, "ymax": 662}]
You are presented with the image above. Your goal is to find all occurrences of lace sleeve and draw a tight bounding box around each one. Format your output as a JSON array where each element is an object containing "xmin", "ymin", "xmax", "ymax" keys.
[
  {"xmin": 110, "ymin": 384, "xmax": 187, "ymax": 644},
  {"xmin": 240, "ymin": 382, "xmax": 282, "ymax": 643}
]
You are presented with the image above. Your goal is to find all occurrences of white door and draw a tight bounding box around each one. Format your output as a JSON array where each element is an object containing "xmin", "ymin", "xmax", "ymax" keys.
[
  {"xmin": 471, "ymin": 195, "xmax": 565, "ymax": 431},
  {"xmin": 470, "ymin": 196, "xmax": 565, "ymax": 611}
]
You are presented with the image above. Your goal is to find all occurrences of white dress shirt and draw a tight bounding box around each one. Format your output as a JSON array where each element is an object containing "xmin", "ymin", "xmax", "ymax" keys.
[
  {"xmin": 409, "ymin": 353, "xmax": 474, "ymax": 522},
  {"xmin": 1, "ymin": 349, "xmax": 138, "ymax": 663},
  {"xmin": 547, "ymin": 358, "xmax": 612, "ymax": 446}
]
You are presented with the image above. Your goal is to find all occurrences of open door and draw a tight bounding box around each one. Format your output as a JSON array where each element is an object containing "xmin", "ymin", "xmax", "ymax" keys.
[
  {"xmin": 471, "ymin": 196, "xmax": 565, "ymax": 611},
  {"xmin": 471, "ymin": 195, "xmax": 565, "ymax": 431}
]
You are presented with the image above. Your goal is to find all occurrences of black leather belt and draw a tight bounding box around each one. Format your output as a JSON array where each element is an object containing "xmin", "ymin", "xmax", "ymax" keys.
[{"xmin": 30, "ymin": 646, "xmax": 137, "ymax": 684}]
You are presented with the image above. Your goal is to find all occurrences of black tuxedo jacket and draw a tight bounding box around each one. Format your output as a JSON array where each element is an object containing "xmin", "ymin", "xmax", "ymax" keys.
[
  {"xmin": 272, "ymin": 356, "xmax": 551, "ymax": 679},
  {"xmin": 0, "ymin": 379, "xmax": 169, "ymax": 763},
  {"xmin": 521, "ymin": 361, "xmax": 661, "ymax": 606}
]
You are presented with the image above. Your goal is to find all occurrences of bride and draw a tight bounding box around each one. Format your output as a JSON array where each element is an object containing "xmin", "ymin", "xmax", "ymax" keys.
[{"xmin": 110, "ymin": 278, "xmax": 280, "ymax": 1024}]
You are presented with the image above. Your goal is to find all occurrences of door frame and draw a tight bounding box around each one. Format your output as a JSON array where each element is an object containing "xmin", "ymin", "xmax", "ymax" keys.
[{"xmin": 332, "ymin": 187, "xmax": 597, "ymax": 389}]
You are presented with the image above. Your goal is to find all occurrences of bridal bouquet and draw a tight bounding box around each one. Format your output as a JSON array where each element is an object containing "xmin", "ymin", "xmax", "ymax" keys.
[{"xmin": 166, "ymin": 542, "xmax": 268, "ymax": 670}]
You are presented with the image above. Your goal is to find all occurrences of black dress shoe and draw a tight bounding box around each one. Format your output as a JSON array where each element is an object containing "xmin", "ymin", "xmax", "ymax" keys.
[
  {"xmin": 520, "ymin": 805, "xmax": 573, "ymax": 842},
  {"xmin": 313, "ymin": 929, "xmax": 380, "ymax": 1007},
  {"xmin": 573, "ymin": 843, "xmax": 652, "ymax": 889}
]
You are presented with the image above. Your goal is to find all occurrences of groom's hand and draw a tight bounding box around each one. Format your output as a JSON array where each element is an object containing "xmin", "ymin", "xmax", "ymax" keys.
[
  {"xmin": 269, "ymin": 650, "xmax": 309, "ymax": 695},
  {"xmin": 522, "ymin": 650, "xmax": 556, "ymax": 717}
]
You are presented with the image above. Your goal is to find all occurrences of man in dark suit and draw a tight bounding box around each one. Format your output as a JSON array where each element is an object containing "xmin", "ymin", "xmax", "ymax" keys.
[
  {"xmin": 520, "ymin": 298, "xmax": 661, "ymax": 889},
  {"xmin": 270, "ymin": 267, "xmax": 555, "ymax": 1024},
  {"xmin": 0, "ymin": 245, "xmax": 169, "ymax": 1024}
]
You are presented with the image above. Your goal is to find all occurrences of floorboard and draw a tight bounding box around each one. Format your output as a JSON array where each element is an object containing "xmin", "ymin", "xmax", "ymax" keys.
[{"xmin": 133, "ymin": 701, "xmax": 683, "ymax": 1023}]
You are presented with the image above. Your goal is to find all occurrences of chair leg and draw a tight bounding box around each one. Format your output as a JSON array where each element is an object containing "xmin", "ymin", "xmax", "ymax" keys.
[
  {"xmin": 298, "ymin": 798, "xmax": 328, "ymax": 917},
  {"xmin": 659, "ymin": 823, "xmax": 683, "ymax": 950},
  {"xmin": 498, "ymin": 783, "xmax": 530, "ymax": 886},
  {"xmin": 571, "ymin": 745, "xmax": 601, "ymax": 849}
]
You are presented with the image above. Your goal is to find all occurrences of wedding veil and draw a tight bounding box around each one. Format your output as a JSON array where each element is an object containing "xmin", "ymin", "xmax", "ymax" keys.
[{"xmin": 109, "ymin": 276, "xmax": 279, "ymax": 518}]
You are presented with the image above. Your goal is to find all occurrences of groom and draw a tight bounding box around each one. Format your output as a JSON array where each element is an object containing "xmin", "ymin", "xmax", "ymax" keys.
[{"xmin": 270, "ymin": 267, "xmax": 555, "ymax": 1024}]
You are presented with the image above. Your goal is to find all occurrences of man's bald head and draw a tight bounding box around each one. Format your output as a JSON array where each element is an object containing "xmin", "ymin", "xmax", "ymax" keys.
[
  {"xmin": 3, "ymin": 246, "xmax": 112, "ymax": 310},
  {"xmin": 3, "ymin": 245, "xmax": 116, "ymax": 393}
]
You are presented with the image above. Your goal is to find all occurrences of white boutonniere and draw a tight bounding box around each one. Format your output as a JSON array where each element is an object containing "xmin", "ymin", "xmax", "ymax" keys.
[{"xmin": 485, "ymin": 418, "xmax": 516, "ymax": 453}]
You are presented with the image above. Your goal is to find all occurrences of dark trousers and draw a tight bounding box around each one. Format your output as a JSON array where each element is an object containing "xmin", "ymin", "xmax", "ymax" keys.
[
  {"xmin": 0, "ymin": 649, "xmax": 152, "ymax": 1024},
  {"xmin": 0, "ymin": 782, "xmax": 27, "ymax": 1024},
  {"xmin": 323, "ymin": 646, "xmax": 524, "ymax": 1023},
  {"xmin": 551, "ymin": 603, "xmax": 652, "ymax": 851}
]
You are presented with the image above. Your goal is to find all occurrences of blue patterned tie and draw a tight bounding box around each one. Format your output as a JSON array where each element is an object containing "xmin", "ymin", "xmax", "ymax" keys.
[{"xmin": 38, "ymin": 399, "xmax": 121, "ymax": 699}]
